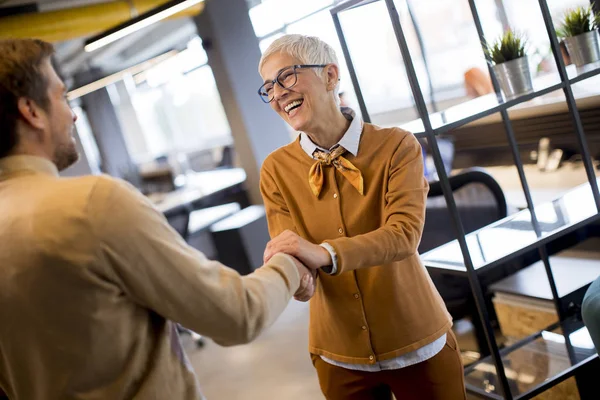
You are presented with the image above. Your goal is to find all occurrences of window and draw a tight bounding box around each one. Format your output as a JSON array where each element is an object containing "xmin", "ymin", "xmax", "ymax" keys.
[
  {"xmin": 108, "ymin": 36, "xmax": 233, "ymax": 164},
  {"xmin": 247, "ymin": 0, "xmax": 593, "ymax": 128},
  {"xmin": 247, "ymin": 0, "xmax": 497, "ymax": 126},
  {"xmin": 500, "ymin": 0, "xmax": 591, "ymax": 52},
  {"xmin": 249, "ymin": 0, "xmax": 362, "ymax": 117}
]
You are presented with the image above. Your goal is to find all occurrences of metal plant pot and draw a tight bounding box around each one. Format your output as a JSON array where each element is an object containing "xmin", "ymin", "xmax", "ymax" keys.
[
  {"xmin": 491, "ymin": 56, "xmax": 534, "ymax": 101},
  {"xmin": 563, "ymin": 30, "xmax": 600, "ymax": 67}
]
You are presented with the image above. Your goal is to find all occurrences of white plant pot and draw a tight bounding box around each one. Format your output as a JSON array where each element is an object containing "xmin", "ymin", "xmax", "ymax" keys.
[
  {"xmin": 563, "ymin": 30, "xmax": 600, "ymax": 67},
  {"xmin": 492, "ymin": 56, "xmax": 534, "ymax": 101}
]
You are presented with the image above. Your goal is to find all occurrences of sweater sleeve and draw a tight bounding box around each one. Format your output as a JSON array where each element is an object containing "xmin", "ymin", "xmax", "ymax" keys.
[
  {"xmin": 260, "ymin": 163, "xmax": 297, "ymax": 238},
  {"xmin": 324, "ymin": 132, "xmax": 428, "ymax": 274},
  {"xmin": 87, "ymin": 176, "xmax": 300, "ymax": 347}
]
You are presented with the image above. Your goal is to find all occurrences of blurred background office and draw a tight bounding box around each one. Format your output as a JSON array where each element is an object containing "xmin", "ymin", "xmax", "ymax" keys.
[{"xmin": 1, "ymin": 0, "xmax": 599, "ymax": 399}]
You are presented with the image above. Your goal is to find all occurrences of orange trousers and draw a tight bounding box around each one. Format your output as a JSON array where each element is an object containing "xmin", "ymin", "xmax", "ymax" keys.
[{"xmin": 312, "ymin": 330, "xmax": 466, "ymax": 400}]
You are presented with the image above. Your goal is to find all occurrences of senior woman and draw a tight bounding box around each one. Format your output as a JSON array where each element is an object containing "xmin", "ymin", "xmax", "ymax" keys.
[{"xmin": 258, "ymin": 34, "xmax": 465, "ymax": 400}]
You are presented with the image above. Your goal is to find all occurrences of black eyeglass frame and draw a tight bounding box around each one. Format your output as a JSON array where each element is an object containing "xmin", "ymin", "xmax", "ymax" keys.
[{"xmin": 258, "ymin": 64, "xmax": 328, "ymax": 103}]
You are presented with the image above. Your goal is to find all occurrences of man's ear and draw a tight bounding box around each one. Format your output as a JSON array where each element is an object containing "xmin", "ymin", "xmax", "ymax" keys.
[
  {"xmin": 17, "ymin": 97, "xmax": 46, "ymax": 131},
  {"xmin": 325, "ymin": 64, "xmax": 340, "ymax": 91}
]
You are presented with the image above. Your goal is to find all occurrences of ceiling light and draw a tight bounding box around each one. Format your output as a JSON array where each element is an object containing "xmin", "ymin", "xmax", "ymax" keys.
[
  {"xmin": 68, "ymin": 50, "xmax": 177, "ymax": 100},
  {"xmin": 84, "ymin": 0, "xmax": 204, "ymax": 53}
]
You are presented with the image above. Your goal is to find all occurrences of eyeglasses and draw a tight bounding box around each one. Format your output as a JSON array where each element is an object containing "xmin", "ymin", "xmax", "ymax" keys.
[{"xmin": 258, "ymin": 64, "xmax": 327, "ymax": 103}]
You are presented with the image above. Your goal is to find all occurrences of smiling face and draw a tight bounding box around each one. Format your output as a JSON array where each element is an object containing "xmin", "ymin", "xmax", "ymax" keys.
[{"xmin": 260, "ymin": 52, "xmax": 338, "ymax": 133}]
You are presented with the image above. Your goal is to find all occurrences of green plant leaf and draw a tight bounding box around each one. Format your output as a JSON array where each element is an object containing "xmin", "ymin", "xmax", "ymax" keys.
[
  {"xmin": 483, "ymin": 30, "xmax": 527, "ymax": 65},
  {"xmin": 558, "ymin": 5, "xmax": 594, "ymax": 37}
]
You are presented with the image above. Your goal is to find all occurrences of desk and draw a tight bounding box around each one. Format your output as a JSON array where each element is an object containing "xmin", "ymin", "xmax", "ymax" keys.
[
  {"xmin": 422, "ymin": 179, "xmax": 600, "ymax": 277},
  {"xmin": 148, "ymin": 168, "xmax": 247, "ymax": 215}
]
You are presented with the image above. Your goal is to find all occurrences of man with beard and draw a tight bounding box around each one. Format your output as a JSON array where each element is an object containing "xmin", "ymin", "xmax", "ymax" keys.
[{"xmin": 0, "ymin": 39, "xmax": 315, "ymax": 400}]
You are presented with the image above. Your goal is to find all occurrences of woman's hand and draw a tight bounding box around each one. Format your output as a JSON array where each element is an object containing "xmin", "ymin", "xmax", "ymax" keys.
[
  {"xmin": 291, "ymin": 257, "xmax": 317, "ymax": 302},
  {"xmin": 264, "ymin": 230, "xmax": 332, "ymax": 271}
]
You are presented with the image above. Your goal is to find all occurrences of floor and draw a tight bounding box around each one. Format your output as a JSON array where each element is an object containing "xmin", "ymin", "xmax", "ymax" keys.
[
  {"xmin": 183, "ymin": 300, "xmax": 324, "ymax": 400},
  {"xmin": 182, "ymin": 300, "xmax": 484, "ymax": 400}
]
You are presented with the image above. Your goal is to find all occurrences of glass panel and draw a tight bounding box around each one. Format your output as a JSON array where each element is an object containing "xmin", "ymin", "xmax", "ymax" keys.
[
  {"xmin": 465, "ymin": 318, "xmax": 597, "ymax": 397},
  {"xmin": 285, "ymin": 9, "xmax": 359, "ymax": 110},
  {"xmin": 501, "ymin": 0, "xmax": 591, "ymax": 60},
  {"xmin": 398, "ymin": 79, "xmax": 564, "ymax": 135},
  {"xmin": 259, "ymin": 33, "xmax": 284, "ymax": 53},
  {"xmin": 113, "ymin": 48, "xmax": 232, "ymax": 163},
  {"xmin": 280, "ymin": 0, "xmax": 334, "ymax": 24},
  {"xmin": 336, "ymin": 0, "xmax": 419, "ymax": 126},
  {"xmin": 569, "ymin": 62, "xmax": 600, "ymax": 83},
  {"xmin": 249, "ymin": 0, "xmax": 336, "ymax": 38},
  {"xmin": 177, "ymin": 36, "xmax": 208, "ymax": 71},
  {"xmin": 249, "ymin": 0, "xmax": 285, "ymax": 38},
  {"xmin": 394, "ymin": 0, "xmax": 499, "ymax": 114},
  {"xmin": 422, "ymin": 180, "xmax": 600, "ymax": 272}
]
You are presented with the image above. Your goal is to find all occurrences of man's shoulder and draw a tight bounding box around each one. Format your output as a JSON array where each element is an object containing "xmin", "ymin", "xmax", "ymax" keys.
[
  {"xmin": 86, "ymin": 174, "xmax": 144, "ymax": 205},
  {"xmin": 58, "ymin": 173, "xmax": 128, "ymax": 196},
  {"xmin": 53, "ymin": 174, "xmax": 141, "ymax": 211}
]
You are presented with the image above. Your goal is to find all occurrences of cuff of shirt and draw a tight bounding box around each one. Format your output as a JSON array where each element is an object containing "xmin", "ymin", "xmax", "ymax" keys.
[{"xmin": 319, "ymin": 243, "xmax": 338, "ymax": 275}]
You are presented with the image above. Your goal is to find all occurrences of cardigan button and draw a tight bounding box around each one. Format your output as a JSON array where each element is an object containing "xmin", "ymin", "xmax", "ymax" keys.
[
  {"xmin": 354, "ymin": 293, "xmax": 360, "ymax": 299},
  {"xmin": 333, "ymin": 193, "xmax": 338, "ymax": 199},
  {"xmin": 369, "ymin": 355, "xmax": 374, "ymax": 361},
  {"xmin": 361, "ymin": 325, "xmax": 367, "ymax": 330},
  {"xmin": 338, "ymin": 228, "xmax": 344, "ymax": 234}
]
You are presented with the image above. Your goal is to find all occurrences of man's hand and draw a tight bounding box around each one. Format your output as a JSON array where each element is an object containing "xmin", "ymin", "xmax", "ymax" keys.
[
  {"xmin": 264, "ymin": 230, "xmax": 332, "ymax": 271},
  {"xmin": 290, "ymin": 257, "xmax": 317, "ymax": 302}
]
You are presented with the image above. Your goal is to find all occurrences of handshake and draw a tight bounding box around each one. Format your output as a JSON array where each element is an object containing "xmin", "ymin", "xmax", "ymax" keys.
[{"xmin": 263, "ymin": 230, "xmax": 333, "ymax": 303}]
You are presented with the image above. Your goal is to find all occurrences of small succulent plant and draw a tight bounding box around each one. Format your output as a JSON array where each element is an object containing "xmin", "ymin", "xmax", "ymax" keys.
[
  {"xmin": 484, "ymin": 30, "xmax": 527, "ymax": 65},
  {"xmin": 557, "ymin": 5, "xmax": 596, "ymax": 38}
]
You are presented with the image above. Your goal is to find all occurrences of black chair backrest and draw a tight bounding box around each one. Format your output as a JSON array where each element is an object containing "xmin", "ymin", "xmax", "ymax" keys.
[
  {"xmin": 428, "ymin": 167, "xmax": 507, "ymax": 220},
  {"xmin": 420, "ymin": 167, "xmax": 507, "ymax": 254}
]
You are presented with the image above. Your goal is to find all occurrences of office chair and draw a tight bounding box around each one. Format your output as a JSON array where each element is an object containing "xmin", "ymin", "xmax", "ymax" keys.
[{"xmin": 421, "ymin": 168, "xmax": 508, "ymax": 355}]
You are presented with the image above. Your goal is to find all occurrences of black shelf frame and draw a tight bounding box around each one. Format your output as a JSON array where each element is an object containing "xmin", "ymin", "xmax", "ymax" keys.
[
  {"xmin": 464, "ymin": 316, "xmax": 599, "ymax": 400},
  {"xmin": 398, "ymin": 64, "xmax": 600, "ymax": 137},
  {"xmin": 330, "ymin": 0, "xmax": 600, "ymax": 399}
]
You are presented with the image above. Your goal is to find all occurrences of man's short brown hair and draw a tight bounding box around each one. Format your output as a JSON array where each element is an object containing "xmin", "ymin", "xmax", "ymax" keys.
[{"xmin": 0, "ymin": 39, "xmax": 55, "ymax": 158}]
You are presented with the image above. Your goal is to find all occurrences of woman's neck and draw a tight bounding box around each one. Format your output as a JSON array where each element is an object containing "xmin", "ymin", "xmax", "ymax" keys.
[{"xmin": 306, "ymin": 108, "xmax": 351, "ymax": 150}]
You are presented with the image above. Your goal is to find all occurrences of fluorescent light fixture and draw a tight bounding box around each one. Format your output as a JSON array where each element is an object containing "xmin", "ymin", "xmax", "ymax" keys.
[
  {"xmin": 68, "ymin": 50, "xmax": 177, "ymax": 100},
  {"xmin": 84, "ymin": 0, "xmax": 204, "ymax": 53}
]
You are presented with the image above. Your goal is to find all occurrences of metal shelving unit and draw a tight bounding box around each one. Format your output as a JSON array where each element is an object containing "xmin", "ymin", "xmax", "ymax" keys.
[{"xmin": 330, "ymin": 1, "xmax": 600, "ymax": 399}]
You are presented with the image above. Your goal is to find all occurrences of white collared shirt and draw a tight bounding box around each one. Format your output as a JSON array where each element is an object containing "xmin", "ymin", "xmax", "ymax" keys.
[
  {"xmin": 300, "ymin": 108, "xmax": 447, "ymax": 372},
  {"xmin": 300, "ymin": 107, "xmax": 362, "ymax": 158}
]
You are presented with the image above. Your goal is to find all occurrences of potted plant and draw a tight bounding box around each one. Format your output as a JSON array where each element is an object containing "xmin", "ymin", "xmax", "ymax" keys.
[
  {"xmin": 557, "ymin": 5, "xmax": 600, "ymax": 67},
  {"xmin": 484, "ymin": 30, "xmax": 533, "ymax": 100}
]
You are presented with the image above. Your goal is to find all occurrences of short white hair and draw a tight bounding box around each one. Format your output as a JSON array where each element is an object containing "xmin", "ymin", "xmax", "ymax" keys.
[{"xmin": 259, "ymin": 34, "xmax": 341, "ymax": 106}]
